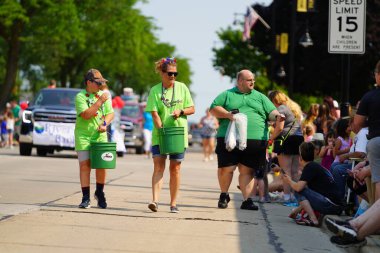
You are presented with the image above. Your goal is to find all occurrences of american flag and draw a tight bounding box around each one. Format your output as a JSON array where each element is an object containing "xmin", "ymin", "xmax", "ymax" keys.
[{"xmin": 242, "ymin": 6, "xmax": 259, "ymax": 42}]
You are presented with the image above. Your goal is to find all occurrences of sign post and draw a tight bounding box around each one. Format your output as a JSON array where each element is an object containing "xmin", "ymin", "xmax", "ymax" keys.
[{"xmin": 328, "ymin": 0, "xmax": 366, "ymax": 116}]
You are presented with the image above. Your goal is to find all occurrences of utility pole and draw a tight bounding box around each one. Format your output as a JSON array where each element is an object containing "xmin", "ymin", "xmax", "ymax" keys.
[{"xmin": 288, "ymin": 0, "xmax": 297, "ymax": 96}]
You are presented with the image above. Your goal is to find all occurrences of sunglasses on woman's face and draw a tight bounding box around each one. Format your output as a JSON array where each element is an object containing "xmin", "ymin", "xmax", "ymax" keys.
[
  {"xmin": 164, "ymin": 71, "xmax": 178, "ymax": 77},
  {"xmin": 91, "ymin": 79, "xmax": 103, "ymax": 86}
]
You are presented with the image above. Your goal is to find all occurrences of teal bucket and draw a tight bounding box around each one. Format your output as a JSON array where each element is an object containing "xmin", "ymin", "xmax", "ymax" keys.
[
  {"xmin": 90, "ymin": 142, "xmax": 116, "ymax": 169},
  {"xmin": 158, "ymin": 127, "xmax": 185, "ymax": 154}
]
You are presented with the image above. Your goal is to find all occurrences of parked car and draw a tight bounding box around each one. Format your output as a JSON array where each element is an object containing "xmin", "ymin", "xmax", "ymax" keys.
[
  {"xmin": 120, "ymin": 102, "xmax": 144, "ymax": 154},
  {"xmin": 19, "ymin": 88, "xmax": 80, "ymax": 156}
]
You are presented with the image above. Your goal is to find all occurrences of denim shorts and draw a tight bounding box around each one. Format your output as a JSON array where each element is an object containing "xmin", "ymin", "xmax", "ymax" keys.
[
  {"xmin": 151, "ymin": 145, "xmax": 185, "ymax": 162},
  {"xmin": 294, "ymin": 188, "xmax": 342, "ymax": 215}
]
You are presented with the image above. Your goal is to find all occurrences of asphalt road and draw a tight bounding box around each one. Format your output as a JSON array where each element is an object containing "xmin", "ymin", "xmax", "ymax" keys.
[{"xmin": 0, "ymin": 146, "xmax": 349, "ymax": 253}]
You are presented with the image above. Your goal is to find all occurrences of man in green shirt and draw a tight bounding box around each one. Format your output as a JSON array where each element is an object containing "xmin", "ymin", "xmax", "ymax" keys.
[
  {"xmin": 10, "ymin": 100, "xmax": 21, "ymax": 141},
  {"xmin": 210, "ymin": 69, "xmax": 284, "ymax": 211}
]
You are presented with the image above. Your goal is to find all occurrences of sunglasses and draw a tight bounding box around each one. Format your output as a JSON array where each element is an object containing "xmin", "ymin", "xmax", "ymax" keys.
[
  {"xmin": 91, "ymin": 79, "xmax": 104, "ymax": 86},
  {"xmin": 164, "ymin": 71, "xmax": 178, "ymax": 77}
]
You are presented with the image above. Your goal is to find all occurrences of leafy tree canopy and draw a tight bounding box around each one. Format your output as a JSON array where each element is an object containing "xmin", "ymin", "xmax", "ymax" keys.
[{"xmin": 0, "ymin": 0, "xmax": 192, "ymax": 107}]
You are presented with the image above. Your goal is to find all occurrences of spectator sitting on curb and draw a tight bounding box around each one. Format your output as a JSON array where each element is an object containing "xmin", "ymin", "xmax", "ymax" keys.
[
  {"xmin": 346, "ymin": 160, "xmax": 372, "ymax": 204},
  {"xmin": 325, "ymin": 191, "xmax": 380, "ymax": 247},
  {"xmin": 282, "ymin": 142, "xmax": 344, "ymax": 227},
  {"xmin": 331, "ymin": 119, "xmax": 368, "ymax": 201}
]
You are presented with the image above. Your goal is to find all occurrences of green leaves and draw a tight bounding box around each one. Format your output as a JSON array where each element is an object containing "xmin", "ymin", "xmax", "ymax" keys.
[
  {"xmin": 212, "ymin": 27, "xmax": 269, "ymax": 90},
  {"xmin": 0, "ymin": 0, "xmax": 192, "ymax": 104}
]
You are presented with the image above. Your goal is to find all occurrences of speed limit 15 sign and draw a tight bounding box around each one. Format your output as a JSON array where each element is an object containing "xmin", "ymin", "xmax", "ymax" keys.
[{"xmin": 328, "ymin": 0, "xmax": 366, "ymax": 54}]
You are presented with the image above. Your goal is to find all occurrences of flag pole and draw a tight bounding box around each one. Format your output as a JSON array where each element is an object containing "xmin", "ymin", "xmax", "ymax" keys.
[{"xmin": 257, "ymin": 14, "xmax": 271, "ymax": 30}]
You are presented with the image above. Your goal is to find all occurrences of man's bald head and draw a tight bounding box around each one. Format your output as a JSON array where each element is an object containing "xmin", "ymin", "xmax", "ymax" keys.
[
  {"xmin": 237, "ymin": 70, "xmax": 254, "ymax": 82},
  {"xmin": 236, "ymin": 70, "xmax": 255, "ymax": 93}
]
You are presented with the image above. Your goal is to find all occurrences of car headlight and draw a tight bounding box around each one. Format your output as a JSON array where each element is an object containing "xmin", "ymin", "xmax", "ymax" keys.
[{"xmin": 23, "ymin": 111, "xmax": 32, "ymax": 123}]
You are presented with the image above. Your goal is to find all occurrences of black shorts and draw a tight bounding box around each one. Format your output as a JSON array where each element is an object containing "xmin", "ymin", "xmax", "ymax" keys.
[
  {"xmin": 274, "ymin": 135, "xmax": 304, "ymax": 155},
  {"xmin": 215, "ymin": 138, "xmax": 267, "ymax": 178}
]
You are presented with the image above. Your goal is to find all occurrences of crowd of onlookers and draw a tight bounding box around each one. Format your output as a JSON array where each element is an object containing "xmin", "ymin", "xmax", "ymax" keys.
[
  {"xmin": 0, "ymin": 100, "xmax": 28, "ymax": 148},
  {"xmin": 257, "ymin": 61, "xmax": 380, "ymax": 248}
]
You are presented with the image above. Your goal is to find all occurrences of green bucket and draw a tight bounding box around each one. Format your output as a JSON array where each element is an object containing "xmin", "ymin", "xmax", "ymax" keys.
[
  {"xmin": 158, "ymin": 127, "xmax": 185, "ymax": 154},
  {"xmin": 90, "ymin": 142, "xmax": 116, "ymax": 169}
]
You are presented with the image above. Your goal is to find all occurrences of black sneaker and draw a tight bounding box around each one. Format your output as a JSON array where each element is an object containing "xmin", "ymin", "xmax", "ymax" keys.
[
  {"xmin": 218, "ymin": 193, "xmax": 230, "ymax": 209},
  {"xmin": 240, "ymin": 198, "xmax": 259, "ymax": 210},
  {"xmin": 94, "ymin": 191, "xmax": 107, "ymax": 209},
  {"xmin": 330, "ymin": 235, "xmax": 366, "ymax": 248},
  {"xmin": 78, "ymin": 196, "xmax": 91, "ymax": 209},
  {"xmin": 325, "ymin": 217, "xmax": 356, "ymax": 239}
]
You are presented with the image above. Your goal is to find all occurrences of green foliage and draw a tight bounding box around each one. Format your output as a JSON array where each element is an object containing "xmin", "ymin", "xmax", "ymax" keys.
[
  {"xmin": 212, "ymin": 26, "xmax": 323, "ymax": 112},
  {"xmin": 212, "ymin": 27, "xmax": 269, "ymax": 82},
  {"xmin": 0, "ymin": 0, "xmax": 192, "ymax": 105},
  {"xmin": 292, "ymin": 93, "xmax": 321, "ymax": 113}
]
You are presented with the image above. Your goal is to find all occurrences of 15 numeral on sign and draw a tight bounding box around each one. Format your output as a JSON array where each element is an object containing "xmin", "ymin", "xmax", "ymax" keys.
[{"xmin": 337, "ymin": 16, "xmax": 358, "ymax": 32}]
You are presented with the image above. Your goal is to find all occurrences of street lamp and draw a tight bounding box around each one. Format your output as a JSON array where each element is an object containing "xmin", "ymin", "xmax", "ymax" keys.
[
  {"xmin": 299, "ymin": 28, "xmax": 313, "ymax": 48},
  {"xmin": 276, "ymin": 66, "xmax": 286, "ymax": 78}
]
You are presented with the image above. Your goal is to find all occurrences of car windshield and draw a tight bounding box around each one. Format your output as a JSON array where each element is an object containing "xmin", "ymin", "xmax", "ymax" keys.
[
  {"xmin": 121, "ymin": 104, "xmax": 140, "ymax": 118},
  {"xmin": 33, "ymin": 89, "xmax": 79, "ymax": 107}
]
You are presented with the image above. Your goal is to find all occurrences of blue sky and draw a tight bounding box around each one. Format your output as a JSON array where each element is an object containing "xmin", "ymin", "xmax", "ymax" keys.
[{"xmin": 138, "ymin": 0, "xmax": 271, "ymax": 121}]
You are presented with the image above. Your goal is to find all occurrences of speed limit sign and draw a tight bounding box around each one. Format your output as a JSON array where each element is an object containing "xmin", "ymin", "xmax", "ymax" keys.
[{"xmin": 328, "ymin": 0, "xmax": 366, "ymax": 54}]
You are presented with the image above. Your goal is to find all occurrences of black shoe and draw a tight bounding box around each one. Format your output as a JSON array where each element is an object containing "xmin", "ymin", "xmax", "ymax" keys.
[
  {"xmin": 240, "ymin": 198, "xmax": 259, "ymax": 211},
  {"xmin": 79, "ymin": 196, "xmax": 91, "ymax": 209},
  {"xmin": 330, "ymin": 235, "xmax": 366, "ymax": 248},
  {"xmin": 218, "ymin": 193, "xmax": 230, "ymax": 209},
  {"xmin": 94, "ymin": 191, "xmax": 107, "ymax": 209},
  {"xmin": 325, "ymin": 218, "xmax": 356, "ymax": 239}
]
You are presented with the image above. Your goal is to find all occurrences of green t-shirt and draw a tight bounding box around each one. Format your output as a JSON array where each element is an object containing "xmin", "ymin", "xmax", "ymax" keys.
[
  {"xmin": 12, "ymin": 105, "xmax": 21, "ymax": 126},
  {"xmin": 210, "ymin": 87, "xmax": 276, "ymax": 140},
  {"xmin": 74, "ymin": 90, "xmax": 114, "ymax": 150},
  {"xmin": 145, "ymin": 81, "xmax": 194, "ymax": 147}
]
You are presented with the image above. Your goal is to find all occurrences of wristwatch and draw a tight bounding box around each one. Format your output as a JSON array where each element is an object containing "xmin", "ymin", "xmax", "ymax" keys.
[{"xmin": 180, "ymin": 109, "xmax": 184, "ymax": 116}]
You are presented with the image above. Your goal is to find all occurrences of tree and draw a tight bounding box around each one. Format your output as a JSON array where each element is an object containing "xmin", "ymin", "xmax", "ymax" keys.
[
  {"xmin": 0, "ymin": 0, "xmax": 192, "ymax": 108},
  {"xmin": 212, "ymin": 27, "xmax": 272, "ymax": 94}
]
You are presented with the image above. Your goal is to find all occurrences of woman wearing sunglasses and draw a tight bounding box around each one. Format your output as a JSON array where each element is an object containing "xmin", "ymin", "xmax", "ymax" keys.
[{"xmin": 145, "ymin": 57, "xmax": 195, "ymax": 213}]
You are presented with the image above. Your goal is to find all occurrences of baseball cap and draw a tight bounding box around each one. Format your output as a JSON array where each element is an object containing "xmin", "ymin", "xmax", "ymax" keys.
[{"xmin": 84, "ymin": 69, "xmax": 108, "ymax": 84}]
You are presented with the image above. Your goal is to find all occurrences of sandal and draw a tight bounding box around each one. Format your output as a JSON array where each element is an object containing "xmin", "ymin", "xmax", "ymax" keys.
[
  {"xmin": 148, "ymin": 202, "xmax": 158, "ymax": 212},
  {"xmin": 296, "ymin": 216, "xmax": 320, "ymax": 227},
  {"xmin": 289, "ymin": 209, "xmax": 300, "ymax": 220},
  {"xmin": 289, "ymin": 209, "xmax": 306, "ymax": 220}
]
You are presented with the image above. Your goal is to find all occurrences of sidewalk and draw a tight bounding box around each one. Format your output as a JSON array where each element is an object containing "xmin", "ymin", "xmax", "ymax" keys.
[{"xmin": 0, "ymin": 150, "xmax": 378, "ymax": 253}]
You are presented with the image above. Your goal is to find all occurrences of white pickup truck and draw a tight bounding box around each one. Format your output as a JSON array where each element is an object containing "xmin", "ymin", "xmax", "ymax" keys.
[{"xmin": 19, "ymin": 88, "xmax": 80, "ymax": 156}]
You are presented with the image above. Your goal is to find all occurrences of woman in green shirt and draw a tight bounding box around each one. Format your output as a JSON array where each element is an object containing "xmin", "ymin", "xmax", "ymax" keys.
[
  {"xmin": 145, "ymin": 57, "xmax": 195, "ymax": 213},
  {"xmin": 75, "ymin": 69, "xmax": 114, "ymax": 209}
]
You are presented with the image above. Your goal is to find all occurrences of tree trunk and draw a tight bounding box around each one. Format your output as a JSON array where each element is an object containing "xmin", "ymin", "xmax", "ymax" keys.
[{"xmin": 0, "ymin": 21, "xmax": 23, "ymax": 109}]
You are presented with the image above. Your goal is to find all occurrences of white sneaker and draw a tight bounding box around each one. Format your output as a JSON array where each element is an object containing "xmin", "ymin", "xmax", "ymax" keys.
[{"xmin": 209, "ymin": 155, "xmax": 214, "ymax": 161}]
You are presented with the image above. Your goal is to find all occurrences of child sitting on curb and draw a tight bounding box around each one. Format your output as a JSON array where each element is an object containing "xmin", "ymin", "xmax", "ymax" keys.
[{"xmin": 283, "ymin": 142, "xmax": 344, "ymax": 226}]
